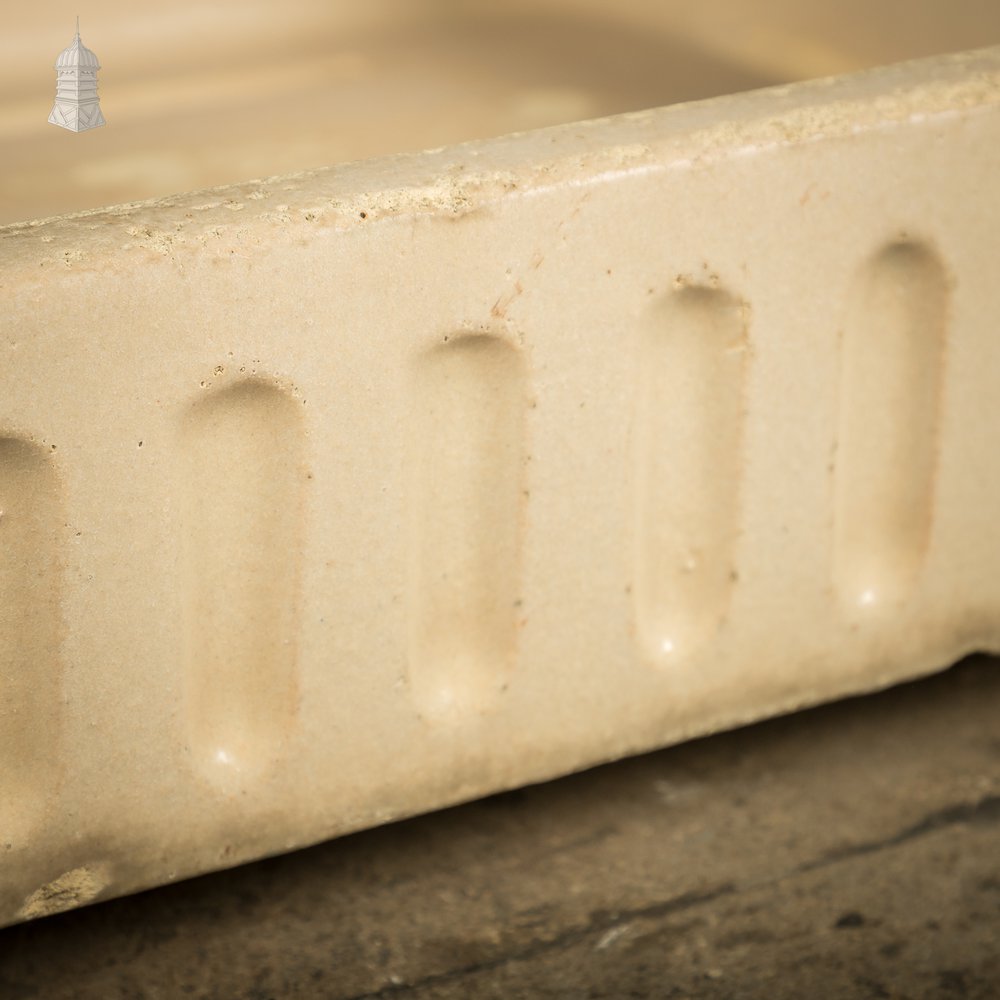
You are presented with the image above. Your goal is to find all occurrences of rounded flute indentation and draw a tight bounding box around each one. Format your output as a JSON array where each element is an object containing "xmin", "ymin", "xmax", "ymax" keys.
[
  {"xmin": 179, "ymin": 377, "xmax": 307, "ymax": 785},
  {"xmin": 407, "ymin": 333, "xmax": 528, "ymax": 720},
  {"xmin": 633, "ymin": 283, "xmax": 748, "ymax": 664},
  {"xmin": 833, "ymin": 241, "xmax": 948, "ymax": 611},
  {"xmin": 0, "ymin": 436, "xmax": 63, "ymax": 844}
]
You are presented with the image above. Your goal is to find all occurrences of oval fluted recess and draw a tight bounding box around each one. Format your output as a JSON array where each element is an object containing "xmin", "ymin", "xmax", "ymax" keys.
[
  {"xmin": 408, "ymin": 334, "xmax": 527, "ymax": 719},
  {"xmin": 180, "ymin": 379, "xmax": 306, "ymax": 784},
  {"xmin": 634, "ymin": 284, "xmax": 748, "ymax": 664},
  {"xmin": 834, "ymin": 241, "xmax": 948, "ymax": 609},
  {"xmin": 0, "ymin": 437, "xmax": 63, "ymax": 843}
]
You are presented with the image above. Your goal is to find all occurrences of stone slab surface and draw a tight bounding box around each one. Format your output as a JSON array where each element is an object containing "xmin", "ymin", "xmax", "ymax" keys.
[{"xmin": 0, "ymin": 655, "xmax": 996, "ymax": 998}]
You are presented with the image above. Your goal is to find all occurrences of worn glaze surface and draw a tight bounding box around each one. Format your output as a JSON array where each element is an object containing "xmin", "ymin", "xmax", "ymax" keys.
[{"xmin": 1, "ymin": 33, "xmax": 999, "ymax": 925}]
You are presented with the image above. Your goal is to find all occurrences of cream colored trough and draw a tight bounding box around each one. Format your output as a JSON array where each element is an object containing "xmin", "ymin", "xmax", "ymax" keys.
[{"xmin": 1, "ymin": 9, "xmax": 999, "ymax": 925}]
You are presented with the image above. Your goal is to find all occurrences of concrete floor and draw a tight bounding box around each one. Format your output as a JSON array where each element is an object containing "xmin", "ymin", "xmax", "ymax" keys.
[{"xmin": 1, "ymin": 655, "xmax": 997, "ymax": 999}]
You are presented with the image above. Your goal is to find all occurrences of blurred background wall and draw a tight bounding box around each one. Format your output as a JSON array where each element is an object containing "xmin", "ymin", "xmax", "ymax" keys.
[{"xmin": 1, "ymin": 1, "xmax": 998, "ymax": 224}]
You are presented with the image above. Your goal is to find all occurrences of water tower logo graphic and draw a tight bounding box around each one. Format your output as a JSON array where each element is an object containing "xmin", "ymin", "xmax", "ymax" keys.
[{"xmin": 49, "ymin": 18, "xmax": 106, "ymax": 132}]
